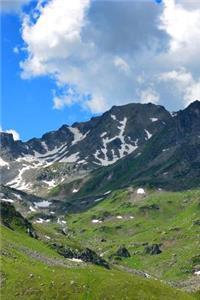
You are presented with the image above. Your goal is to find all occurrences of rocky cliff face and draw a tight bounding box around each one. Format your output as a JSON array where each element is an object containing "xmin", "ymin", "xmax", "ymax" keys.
[
  {"xmin": 78, "ymin": 101, "xmax": 200, "ymax": 194},
  {"xmin": 0, "ymin": 101, "xmax": 200, "ymax": 195}
]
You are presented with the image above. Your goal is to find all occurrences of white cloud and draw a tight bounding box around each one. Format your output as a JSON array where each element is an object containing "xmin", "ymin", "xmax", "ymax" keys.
[
  {"xmin": 5, "ymin": 129, "xmax": 20, "ymax": 140},
  {"xmin": 113, "ymin": 56, "xmax": 130, "ymax": 74},
  {"xmin": 160, "ymin": 68, "xmax": 193, "ymax": 84},
  {"xmin": 85, "ymin": 95, "xmax": 107, "ymax": 113},
  {"xmin": 21, "ymin": 0, "xmax": 90, "ymax": 78},
  {"xmin": 53, "ymin": 96, "xmax": 66, "ymax": 110},
  {"xmin": 185, "ymin": 82, "xmax": 200, "ymax": 105},
  {"xmin": 160, "ymin": 68, "xmax": 200, "ymax": 106},
  {"xmin": 159, "ymin": 0, "xmax": 200, "ymax": 60},
  {"xmin": 138, "ymin": 87, "xmax": 160, "ymax": 105},
  {"xmin": 20, "ymin": 0, "xmax": 166, "ymax": 113},
  {"xmin": 18, "ymin": 0, "xmax": 200, "ymax": 113},
  {"xmin": 53, "ymin": 93, "xmax": 76, "ymax": 110}
]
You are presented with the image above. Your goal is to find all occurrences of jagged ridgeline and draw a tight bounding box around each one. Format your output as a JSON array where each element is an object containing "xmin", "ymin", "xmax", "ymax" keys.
[{"xmin": 0, "ymin": 101, "xmax": 200, "ymax": 197}]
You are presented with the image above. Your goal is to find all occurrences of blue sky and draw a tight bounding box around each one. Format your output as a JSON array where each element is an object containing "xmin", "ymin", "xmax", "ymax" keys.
[
  {"xmin": 1, "ymin": 0, "xmax": 200, "ymax": 141},
  {"xmin": 1, "ymin": 11, "xmax": 93, "ymax": 141}
]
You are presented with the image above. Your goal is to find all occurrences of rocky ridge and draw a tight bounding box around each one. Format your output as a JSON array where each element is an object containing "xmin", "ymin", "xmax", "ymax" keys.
[{"xmin": 0, "ymin": 101, "xmax": 200, "ymax": 195}]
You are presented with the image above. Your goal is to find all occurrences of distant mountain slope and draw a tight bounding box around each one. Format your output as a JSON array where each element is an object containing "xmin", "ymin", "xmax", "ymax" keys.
[
  {"xmin": 77, "ymin": 101, "xmax": 200, "ymax": 194},
  {"xmin": 0, "ymin": 101, "xmax": 200, "ymax": 194}
]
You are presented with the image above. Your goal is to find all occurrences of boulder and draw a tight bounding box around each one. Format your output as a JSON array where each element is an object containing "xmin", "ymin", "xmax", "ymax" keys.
[
  {"xmin": 115, "ymin": 246, "xmax": 131, "ymax": 258},
  {"xmin": 79, "ymin": 248, "xmax": 109, "ymax": 269},
  {"xmin": 144, "ymin": 244, "xmax": 162, "ymax": 255},
  {"xmin": 193, "ymin": 219, "xmax": 200, "ymax": 225},
  {"xmin": 52, "ymin": 244, "xmax": 109, "ymax": 269}
]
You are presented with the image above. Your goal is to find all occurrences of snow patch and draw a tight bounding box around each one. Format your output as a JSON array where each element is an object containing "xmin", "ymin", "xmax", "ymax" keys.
[
  {"xmin": 171, "ymin": 112, "xmax": 177, "ymax": 117},
  {"xmin": 92, "ymin": 219, "xmax": 102, "ymax": 224},
  {"xmin": 194, "ymin": 271, "xmax": 200, "ymax": 276},
  {"xmin": 72, "ymin": 188, "xmax": 79, "ymax": 193},
  {"xmin": 69, "ymin": 258, "xmax": 83, "ymax": 263},
  {"xmin": 150, "ymin": 118, "xmax": 158, "ymax": 122},
  {"xmin": 35, "ymin": 201, "xmax": 51, "ymax": 208},
  {"xmin": 100, "ymin": 132, "xmax": 107, "ymax": 137},
  {"xmin": 0, "ymin": 157, "xmax": 9, "ymax": 168},
  {"xmin": 69, "ymin": 127, "xmax": 89, "ymax": 145},
  {"xmin": 144, "ymin": 129, "xmax": 152, "ymax": 140},
  {"xmin": 41, "ymin": 141, "xmax": 49, "ymax": 152},
  {"xmin": 35, "ymin": 218, "xmax": 50, "ymax": 224},
  {"xmin": 60, "ymin": 152, "xmax": 80, "ymax": 163},
  {"xmin": 137, "ymin": 188, "xmax": 145, "ymax": 195},
  {"xmin": 162, "ymin": 148, "xmax": 169, "ymax": 152},
  {"xmin": 43, "ymin": 179, "xmax": 56, "ymax": 187},
  {"xmin": 7, "ymin": 165, "xmax": 33, "ymax": 191},
  {"xmin": 104, "ymin": 190, "xmax": 111, "ymax": 195},
  {"xmin": 77, "ymin": 159, "xmax": 87, "ymax": 164},
  {"xmin": 94, "ymin": 197, "xmax": 103, "ymax": 202},
  {"xmin": 29, "ymin": 206, "xmax": 36, "ymax": 212},
  {"xmin": 1, "ymin": 198, "xmax": 14, "ymax": 203},
  {"xmin": 111, "ymin": 114, "xmax": 117, "ymax": 120},
  {"xmin": 94, "ymin": 117, "xmax": 138, "ymax": 166},
  {"xmin": 57, "ymin": 217, "xmax": 66, "ymax": 225},
  {"xmin": 14, "ymin": 193, "xmax": 22, "ymax": 200}
]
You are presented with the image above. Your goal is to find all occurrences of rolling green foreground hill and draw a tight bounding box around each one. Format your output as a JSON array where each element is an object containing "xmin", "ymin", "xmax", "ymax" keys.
[
  {"xmin": 65, "ymin": 189, "xmax": 200, "ymax": 283},
  {"xmin": 1, "ymin": 188, "xmax": 200, "ymax": 299},
  {"xmin": 0, "ymin": 225, "xmax": 197, "ymax": 300}
]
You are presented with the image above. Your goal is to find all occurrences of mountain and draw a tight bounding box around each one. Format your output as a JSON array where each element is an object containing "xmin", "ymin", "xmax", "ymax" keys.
[
  {"xmin": 1, "ymin": 101, "xmax": 200, "ymax": 299},
  {"xmin": 77, "ymin": 100, "xmax": 200, "ymax": 196},
  {"xmin": 0, "ymin": 101, "xmax": 200, "ymax": 196}
]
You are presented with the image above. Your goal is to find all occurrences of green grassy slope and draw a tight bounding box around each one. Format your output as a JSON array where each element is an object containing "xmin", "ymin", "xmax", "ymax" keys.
[
  {"xmin": 1, "ymin": 224, "xmax": 197, "ymax": 300},
  {"xmin": 63, "ymin": 189, "xmax": 200, "ymax": 285}
]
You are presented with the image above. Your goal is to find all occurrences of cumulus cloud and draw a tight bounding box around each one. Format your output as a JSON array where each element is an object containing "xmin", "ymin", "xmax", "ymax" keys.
[
  {"xmin": 53, "ymin": 87, "xmax": 82, "ymax": 110},
  {"xmin": 160, "ymin": 68, "xmax": 200, "ymax": 106},
  {"xmin": 161, "ymin": 0, "xmax": 200, "ymax": 57},
  {"xmin": 20, "ymin": 0, "xmax": 90, "ymax": 78},
  {"xmin": 19, "ymin": 0, "xmax": 200, "ymax": 113},
  {"xmin": 138, "ymin": 87, "xmax": 160, "ymax": 104}
]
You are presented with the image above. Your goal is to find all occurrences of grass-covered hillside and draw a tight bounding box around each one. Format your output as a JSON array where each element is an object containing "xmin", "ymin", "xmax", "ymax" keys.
[
  {"xmin": 1, "ymin": 188, "xmax": 200, "ymax": 299},
  {"xmin": 36, "ymin": 188, "xmax": 200, "ymax": 292},
  {"xmin": 1, "ymin": 224, "xmax": 197, "ymax": 300},
  {"xmin": 65, "ymin": 189, "xmax": 200, "ymax": 284}
]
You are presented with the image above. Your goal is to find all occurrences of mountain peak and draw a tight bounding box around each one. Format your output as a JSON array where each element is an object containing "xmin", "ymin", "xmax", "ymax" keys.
[
  {"xmin": 182, "ymin": 100, "xmax": 200, "ymax": 120},
  {"xmin": 0, "ymin": 132, "xmax": 15, "ymax": 145},
  {"xmin": 186, "ymin": 100, "xmax": 200, "ymax": 111}
]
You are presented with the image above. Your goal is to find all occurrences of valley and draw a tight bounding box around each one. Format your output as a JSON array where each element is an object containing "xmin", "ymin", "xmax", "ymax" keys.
[{"xmin": 1, "ymin": 101, "xmax": 200, "ymax": 299}]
